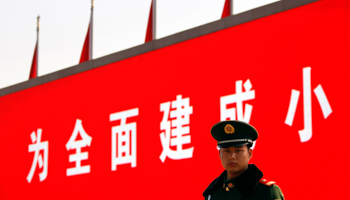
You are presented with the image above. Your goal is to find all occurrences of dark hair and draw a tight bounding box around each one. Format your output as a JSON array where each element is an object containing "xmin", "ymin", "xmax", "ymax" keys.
[
  {"xmin": 247, "ymin": 143, "xmax": 253, "ymax": 149},
  {"xmin": 218, "ymin": 144, "xmax": 253, "ymax": 150}
]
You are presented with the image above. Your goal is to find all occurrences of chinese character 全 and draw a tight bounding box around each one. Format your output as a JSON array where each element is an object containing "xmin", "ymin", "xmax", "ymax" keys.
[{"xmin": 66, "ymin": 119, "xmax": 92, "ymax": 176}]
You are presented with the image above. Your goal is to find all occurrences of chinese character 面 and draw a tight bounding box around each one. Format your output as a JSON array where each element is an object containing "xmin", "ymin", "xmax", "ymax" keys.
[
  {"xmin": 66, "ymin": 119, "xmax": 92, "ymax": 176},
  {"xmin": 159, "ymin": 94, "xmax": 194, "ymax": 163},
  {"xmin": 26, "ymin": 129, "xmax": 49, "ymax": 183},
  {"xmin": 220, "ymin": 79, "xmax": 255, "ymax": 123},
  {"xmin": 285, "ymin": 67, "xmax": 332, "ymax": 142},
  {"xmin": 110, "ymin": 108, "xmax": 139, "ymax": 171}
]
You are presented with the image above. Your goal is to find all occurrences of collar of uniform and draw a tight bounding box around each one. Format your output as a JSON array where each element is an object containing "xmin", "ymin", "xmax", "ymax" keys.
[
  {"xmin": 234, "ymin": 164, "xmax": 263, "ymax": 194},
  {"xmin": 224, "ymin": 175, "xmax": 237, "ymax": 185},
  {"xmin": 202, "ymin": 170, "xmax": 227, "ymax": 197},
  {"xmin": 202, "ymin": 164, "xmax": 263, "ymax": 197}
]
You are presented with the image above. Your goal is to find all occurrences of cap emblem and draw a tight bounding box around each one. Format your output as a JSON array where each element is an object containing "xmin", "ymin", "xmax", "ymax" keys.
[{"xmin": 224, "ymin": 124, "xmax": 235, "ymax": 134}]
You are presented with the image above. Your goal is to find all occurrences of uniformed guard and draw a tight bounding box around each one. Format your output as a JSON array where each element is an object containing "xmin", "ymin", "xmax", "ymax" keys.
[{"xmin": 203, "ymin": 120, "xmax": 284, "ymax": 200}]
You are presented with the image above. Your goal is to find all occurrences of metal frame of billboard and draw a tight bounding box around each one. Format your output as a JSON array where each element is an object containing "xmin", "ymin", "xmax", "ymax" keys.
[{"xmin": 0, "ymin": 0, "xmax": 317, "ymax": 97}]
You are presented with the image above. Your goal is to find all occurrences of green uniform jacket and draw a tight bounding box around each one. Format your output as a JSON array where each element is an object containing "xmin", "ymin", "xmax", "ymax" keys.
[{"xmin": 203, "ymin": 164, "xmax": 284, "ymax": 200}]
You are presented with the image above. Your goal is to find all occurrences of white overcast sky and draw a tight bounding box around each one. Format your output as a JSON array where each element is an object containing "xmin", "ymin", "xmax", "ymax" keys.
[{"xmin": 0, "ymin": 0, "xmax": 279, "ymax": 89}]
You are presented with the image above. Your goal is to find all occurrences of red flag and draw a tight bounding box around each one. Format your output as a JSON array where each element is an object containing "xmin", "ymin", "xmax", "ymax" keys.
[
  {"xmin": 221, "ymin": 0, "xmax": 231, "ymax": 18},
  {"xmin": 80, "ymin": 6, "xmax": 93, "ymax": 63},
  {"xmin": 29, "ymin": 42, "xmax": 38, "ymax": 79},
  {"xmin": 29, "ymin": 16, "xmax": 39, "ymax": 79},
  {"xmin": 145, "ymin": 0, "xmax": 154, "ymax": 42}
]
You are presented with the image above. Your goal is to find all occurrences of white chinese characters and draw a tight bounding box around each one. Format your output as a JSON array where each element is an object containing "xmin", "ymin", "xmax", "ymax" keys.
[
  {"xmin": 159, "ymin": 95, "xmax": 194, "ymax": 162},
  {"xmin": 27, "ymin": 129, "xmax": 49, "ymax": 183},
  {"xmin": 220, "ymin": 79, "xmax": 256, "ymax": 148},
  {"xmin": 24, "ymin": 68, "xmax": 334, "ymax": 183},
  {"xmin": 285, "ymin": 67, "xmax": 332, "ymax": 142},
  {"xmin": 220, "ymin": 79, "xmax": 255, "ymax": 123},
  {"xmin": 110, "ymin": 108, "xmax": 139, "ymax": 171},
  {"xmin": 66, "ymin": 119, "xmax": 92, "ymax": 176}
]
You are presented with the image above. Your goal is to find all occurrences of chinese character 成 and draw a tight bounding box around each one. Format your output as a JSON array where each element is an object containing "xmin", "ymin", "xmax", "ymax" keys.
[
  {"xmin": 220, "ymin": 79, "xmax": 255, "ymax": 123},
  {"xmin": 220, "ymin": 79, "xmax": 256, "ymax": 148}
]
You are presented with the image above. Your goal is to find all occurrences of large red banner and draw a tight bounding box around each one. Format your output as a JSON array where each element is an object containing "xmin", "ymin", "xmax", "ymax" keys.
[{"xmin": 0, "ymin": 0, "xmax": 349, "ymax": 199}]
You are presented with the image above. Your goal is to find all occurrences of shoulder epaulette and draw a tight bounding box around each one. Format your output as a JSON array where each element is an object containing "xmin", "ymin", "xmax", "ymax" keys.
[{"xmin": 259, "ymin": 178, "xmax": 276, "ymax": 187}]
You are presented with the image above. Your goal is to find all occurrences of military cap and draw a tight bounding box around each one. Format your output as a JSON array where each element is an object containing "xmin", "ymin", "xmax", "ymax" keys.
[{"xmin": 211, "ymin": 120, "xmax": 258, "ymax": 148}]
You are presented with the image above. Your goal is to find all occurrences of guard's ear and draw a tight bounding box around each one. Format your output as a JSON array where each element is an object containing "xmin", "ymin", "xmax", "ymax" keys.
[{"xmin": 248, "ymin": 149, "xmax": 253, "ymax": 159}]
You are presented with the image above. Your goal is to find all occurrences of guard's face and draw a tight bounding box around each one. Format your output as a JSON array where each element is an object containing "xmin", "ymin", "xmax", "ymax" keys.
[{"xmin": 219, "ymin": 145, "xmax": 252, "ymax": 179}]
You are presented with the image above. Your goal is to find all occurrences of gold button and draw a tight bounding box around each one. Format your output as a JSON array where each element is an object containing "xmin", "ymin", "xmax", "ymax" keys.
[{"xmin": 226, "ymin": 187, "xmax": 229, "ymax": 191}]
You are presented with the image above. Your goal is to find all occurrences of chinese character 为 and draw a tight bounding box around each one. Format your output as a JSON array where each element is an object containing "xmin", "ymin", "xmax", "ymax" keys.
[
  {"xmin": 159, "ymin": 95, "xmax": 194, "ymax": 163},
  {"xmin": 110, "ymin": 108, "xmax": 139, "ymax": 171},
  {"xmin": 65, "ymin": 119, "xmax": 92, "ymax": 176},
  {"xmin": 285, "ymin": 67, "xmax": 332, "ymax": 142},
  {"xmin": 220, "ymin": 79, "xmax": 255, "ymax": 123},
  {"xmin": 26, "ymin": 129, "xmax": 49, "ymax": 183}
]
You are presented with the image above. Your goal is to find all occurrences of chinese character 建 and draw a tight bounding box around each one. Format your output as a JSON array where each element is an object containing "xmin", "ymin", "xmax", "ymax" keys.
[{"xmin": 159, "ymin": 95, "xmax": 194, "ymax": 163}]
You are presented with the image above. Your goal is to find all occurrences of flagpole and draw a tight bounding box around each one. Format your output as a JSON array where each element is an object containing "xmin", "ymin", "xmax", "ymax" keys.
[
  {"xmin": 153, "ymin": 0, "xmax": 156, "ymax": 40},
  {"xmin": 231, "ymin": 0, "xmax": 233, "ymax": 15},
  {"xmin": 145, "ymin": 0, "xmax": 155, "ymax": 42},
  {"xmin": 90, "ymin": 0, "xmax": 93, "ymax": 60},
  {"xmin": 36, "ymin": 15, "xmax": 40, "ymax": 78},
  {"xmin": 79, "ymin": 1, "xmax": 93, "ymax": 63}
]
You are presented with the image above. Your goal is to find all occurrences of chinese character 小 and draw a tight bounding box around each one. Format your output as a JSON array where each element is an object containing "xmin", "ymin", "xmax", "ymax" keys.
[{"xmin": 285, "ymin": 67, "xmax": 332, "ymax": 142}]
